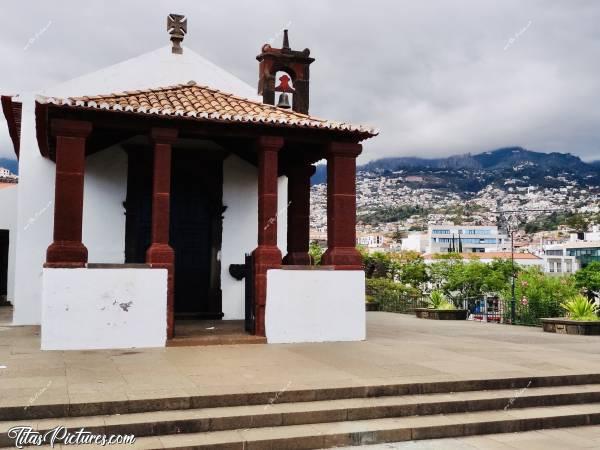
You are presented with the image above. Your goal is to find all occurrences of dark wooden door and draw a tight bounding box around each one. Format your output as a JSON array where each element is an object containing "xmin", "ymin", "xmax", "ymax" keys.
[
  {"xmin": 124, "ymin": 150, "xmax": 152, "ymax": 264},
  {"xmin": 170, "ymin": 151, "xmax": 214, "ymax": 315},
  {"xmin": 0, "ymin": 230, "xmax": 8, "ymax": 299},
  {"xmin": 124, "ymin": 148, "xmax": 224, "ymax": 318}
]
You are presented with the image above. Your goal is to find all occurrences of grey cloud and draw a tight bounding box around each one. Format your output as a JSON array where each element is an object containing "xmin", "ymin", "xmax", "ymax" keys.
[{"xmin": 1, "ymin": 0, "xmax": 599, "ymax": 162}]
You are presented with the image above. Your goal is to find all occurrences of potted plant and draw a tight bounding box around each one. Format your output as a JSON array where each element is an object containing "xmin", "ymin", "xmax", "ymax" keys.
[
  {"xmin": 415, "ymin": 290, "xmax": 468, "ymax": 320},
  {"xmin": 365, "ymin": 294, "xmax": 380, "ymax": 312},
  {"xmin": 541, "ymin": 294, "xmax": 600, "ymax": 335}
]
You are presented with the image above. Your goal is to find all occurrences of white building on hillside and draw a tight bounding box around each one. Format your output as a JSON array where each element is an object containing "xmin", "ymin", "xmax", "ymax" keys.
[
  {"xmin": 401, "ymin": 232, "xmax": 429, "ymax": 253},
  {"xmin": 569, "ymin": 225, "xmax": 600, "ymax": 243},
  {"xmin": 540, "ymin": 248, "xmax": 578, "ymax": 275},
  {"xmin": 356, "ymin": 234, "xmax": 385, "ymax": 249},
  {"xmin": 403, "ymin": 225, "xmax": 508, "ymax": 254},
  {"xmin": 542, "ymin": 241, "xmax": 600, "ymax": 271}
]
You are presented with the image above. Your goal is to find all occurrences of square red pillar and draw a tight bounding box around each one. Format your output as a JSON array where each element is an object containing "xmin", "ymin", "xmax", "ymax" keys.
[
  {"xmin": 321, "ymin": 142, "xmax": 363, "ymax": 269},
  {"xmin": 45, "ymin": 119, "xmax": 92, "ymax": 268},
  {"xmin": 146, "ymin": 128, "xmax": 177, "ymax": 339},
  {"xmin": 283, "ymin": 163, "xmax": 315, "ymax": 266},
  {"xmin": 253, "ymin": 136, "xmax": 284, "ymax": 336}
]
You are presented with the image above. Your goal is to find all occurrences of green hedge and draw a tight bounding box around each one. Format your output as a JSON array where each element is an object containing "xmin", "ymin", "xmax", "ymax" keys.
[{"xmin": 366, "ymin": 278, "xmax": 425, "ymax": 313}]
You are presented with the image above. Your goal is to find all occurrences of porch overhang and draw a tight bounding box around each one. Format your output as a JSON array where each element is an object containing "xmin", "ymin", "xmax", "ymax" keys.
[
  {"xmin": 34, "ymin": 82, "xmax": 378, "ymax": 162},
  {"xmin": 1, "ymin": 95, "xmax": 22, "ymax": 158}
]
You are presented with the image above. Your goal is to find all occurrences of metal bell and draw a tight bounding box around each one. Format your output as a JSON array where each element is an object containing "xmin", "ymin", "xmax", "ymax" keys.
[{"xmin": 277, "ymin": 92, "xmax": 291, "ymax": 109}]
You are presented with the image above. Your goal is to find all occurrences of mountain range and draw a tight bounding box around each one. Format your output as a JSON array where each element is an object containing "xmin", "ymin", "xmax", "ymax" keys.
[
  {"xmin": 360, "ymin": 147, "xmax": 596, "ymax": 172},
  {"xmin": 3, "ymin": 148, "xmax": 600, "ymax": 192},
  {"xmin": 312, "ymin": 147, "xmax": 600, "ymax": 192}
]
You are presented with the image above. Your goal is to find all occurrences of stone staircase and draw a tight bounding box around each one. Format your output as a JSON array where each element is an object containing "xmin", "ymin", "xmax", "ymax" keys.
[{"xmin": 3, "ymin": 374, "xmax": 600, "ymax": 449}]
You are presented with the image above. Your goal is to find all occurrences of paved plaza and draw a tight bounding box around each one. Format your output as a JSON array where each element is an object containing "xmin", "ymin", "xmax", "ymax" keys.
[{"xmin": 2, "ymin": 308, "xmax": 600, "ymax": 410}]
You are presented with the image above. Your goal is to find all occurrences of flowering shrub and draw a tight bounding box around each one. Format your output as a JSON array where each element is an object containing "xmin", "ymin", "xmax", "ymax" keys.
[{"xmin": 502, "ymin": 267, "xmax": 578, "ymax": 325}]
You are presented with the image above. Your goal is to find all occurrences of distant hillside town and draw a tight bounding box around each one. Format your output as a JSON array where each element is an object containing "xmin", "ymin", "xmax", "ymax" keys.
[
  {"xmin": 310, "ymin": 147, "xmax": 600, "ymax": 275},
  {"xmin": 0, "ymin": 166, "xmax": 17, "ymax": 184}
]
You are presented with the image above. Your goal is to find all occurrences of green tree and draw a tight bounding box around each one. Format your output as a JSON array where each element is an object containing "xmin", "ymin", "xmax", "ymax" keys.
[
  {"xmin": 444, "ymin": 260, "xmax": 491, "ymax": 303},
  {"xmin": 575, "ymin": 261, "xmax": 600, "ymax": 300},
  {"xmin": 427, "ymin": 257, "xmax": 515, "ymax": 303},
  {"xmin": 308, "ymin": 241, "xmax": 323, "ymax": 265},
  {"xmin": 359, "ymin": 206, "xmax": 428, "ymax": 225},
  {"xmin": 427, "ymin": 253, "xmax": 464, "ymax": 291},
  {"xmin": 389, "ymin": 251, "xmax": 429, "ymax": 291},
  {"xmin": 566, "ymin": 214, "xmax": 589, "ymax": 233},
  {"xmin": 361, "ymin": 250, "xmax": 393, "ymax": 279},
  {"xmin": 484, "ymin": 258, "xmax": 517, "ymax": 292}
]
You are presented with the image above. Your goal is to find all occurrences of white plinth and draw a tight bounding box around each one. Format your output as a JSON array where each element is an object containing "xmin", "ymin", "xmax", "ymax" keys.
[
  {"xmin": 41, "ymin": 267, "xmax": 167, "ymax": 350},
  {"xmin": 265, "ymin": 269, "xmax": 366, "ymax": 344}
]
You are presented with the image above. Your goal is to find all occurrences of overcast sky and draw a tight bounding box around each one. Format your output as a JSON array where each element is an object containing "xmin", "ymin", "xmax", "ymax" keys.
[{"xmin": 1, "ymin": 1, "xmax": 599, "ymax": 162}]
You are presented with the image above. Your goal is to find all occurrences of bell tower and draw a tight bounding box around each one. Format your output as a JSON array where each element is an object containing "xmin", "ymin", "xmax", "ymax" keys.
[{"xmin": 257, "ymin": 30, "xmax": 315, "ymax": 114}]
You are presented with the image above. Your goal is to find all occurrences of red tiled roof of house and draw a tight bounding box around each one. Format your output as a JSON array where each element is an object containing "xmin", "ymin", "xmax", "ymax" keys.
[
  {"xmin": 424, "ymin": 252, "xmax": 541, "ymax": 260},
  {"xmin": 471, "ymin": 252, "xmax": 540, "ymax": 259}
]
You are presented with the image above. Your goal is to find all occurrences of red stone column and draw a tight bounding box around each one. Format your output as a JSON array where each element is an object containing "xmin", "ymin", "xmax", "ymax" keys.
[
  {"xmin": 45, "ymin": 119, "xmax": 92, "ymax": 268},
  {"xmin": 253, "ymin": 136, "xmax": 284, "ymax": 336},
  {"xmin": 321, "ymin": 142, "xmax": 362, "ymax": 269},
  {"xmin": 146, "ymin": 128, "xmax": 177, "ymax": 339},
  {"xmin": 283, "ymin": 163, "xmax": 315, "ymax": 265}
]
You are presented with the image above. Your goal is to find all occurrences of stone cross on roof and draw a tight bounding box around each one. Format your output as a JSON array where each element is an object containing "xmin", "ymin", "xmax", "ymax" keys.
[{"xmin": 167, "ymin": 13, "xmax": 187, "ymax": 54}]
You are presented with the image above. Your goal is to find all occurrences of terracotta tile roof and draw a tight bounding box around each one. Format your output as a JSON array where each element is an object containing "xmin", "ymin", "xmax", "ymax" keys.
[
  {"xmin": 424, "ymin": 252, "xmax": 541, "ymax": 260},
  {"xmin": 471, "ymin": 252, "xmax": 541, "ymax": 260},
  {"xmin": 36, "ymin": 81, "xmax": 378, "ymax": 139}
]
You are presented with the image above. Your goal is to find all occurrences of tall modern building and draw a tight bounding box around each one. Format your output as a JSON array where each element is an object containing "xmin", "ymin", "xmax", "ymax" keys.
[
  {"xmin": 544, "ymin": 241, "xmax": 600, "ymax": 270},
  {"xmin": 403, "ymin": 225, "xmax": 508, "ymax": 254}
]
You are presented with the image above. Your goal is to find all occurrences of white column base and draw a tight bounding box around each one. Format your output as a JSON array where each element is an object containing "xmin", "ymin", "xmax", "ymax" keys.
[
  {"xmin": 41, "ymin": 267, "xmax": 167, "ymax": 350},
  {"xmin": 265, "ymin": 269, "xmax": 366, "ymax": 344}
]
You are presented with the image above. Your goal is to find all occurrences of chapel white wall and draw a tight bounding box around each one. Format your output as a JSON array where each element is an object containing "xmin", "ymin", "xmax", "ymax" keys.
[
  {"xmin": 0, "ymin": 184, "xmax": 18, "ymax": 303},
  {"xmin": 12, "ymin": 103, "xmax": 128, "ymax": 325},
  {"xmin": 12, "ymin": 97, "xmax": 55, "ymax": 325},
  {"xmin": 221, "ymin": 154, "xmax": 287, "ymax": 320},
  {"xmin": 82, "ymin": 146, "xmax": 127, "ymax": 264}
]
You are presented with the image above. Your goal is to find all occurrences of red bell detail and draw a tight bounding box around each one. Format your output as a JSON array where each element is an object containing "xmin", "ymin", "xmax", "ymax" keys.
[{"xmin": 275, "ymin": 74, "xmax": 293, "ymax": 93}]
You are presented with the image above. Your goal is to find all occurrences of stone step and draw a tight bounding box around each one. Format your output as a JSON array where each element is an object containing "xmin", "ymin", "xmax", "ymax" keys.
[
  {"xmin": 44, "ymin": 403, "xmax": 600, "ymax": 450},
  {"xmin": 4, "ymin": 373, "xmax": 600, "ymax": 421},
  {"xmin": 2, "ymin": 384, "xmax": 600, "ymax": 447}
]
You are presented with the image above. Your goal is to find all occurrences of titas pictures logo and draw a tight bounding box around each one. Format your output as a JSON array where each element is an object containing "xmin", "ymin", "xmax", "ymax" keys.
[{"xmin": 7, "ymin": 426, "xmax": 136, "ymax": 448}]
